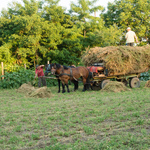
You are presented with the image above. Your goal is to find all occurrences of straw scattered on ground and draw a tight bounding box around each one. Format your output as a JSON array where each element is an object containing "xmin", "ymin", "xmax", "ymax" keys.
[
  {"xmin": 17, "ymin": 83, "xmax": 53, "ymax": 98},
  {"xmin": 82, "ymin": 45, "xmax": 150, "ymax": 75},
  {"xmin": 145, "ymin": 80, "xmax": 150, "ymax": 88},
  {"xmin": 101, "ymin": 81, "xmax": 130, "ymax": 92}
]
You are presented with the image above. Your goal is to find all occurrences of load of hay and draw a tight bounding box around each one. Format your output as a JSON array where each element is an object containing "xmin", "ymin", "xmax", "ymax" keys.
[
  {"xmin": 145, "ymin": 80, "xmax": 150, "ymax": 88},
  {"xmin": 101, "ymin": 81, "xmax": 130, "ymax": 92},
  {"xmin": 17, "ymin": 83, "xmax": 53, "ymax": 98},
  {"xmin": 82, "ymin": 45, "xmax": 150, "ymax": 75}
]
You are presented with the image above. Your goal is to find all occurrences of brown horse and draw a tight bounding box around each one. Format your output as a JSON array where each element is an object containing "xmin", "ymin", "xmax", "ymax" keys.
[
  {"xmin": 45, "ymin": 64, "xmax": 77, "ymax": 93},
  {"xmin": 50, "ymin": 63, "xmax": 92, "ymax": 93}
]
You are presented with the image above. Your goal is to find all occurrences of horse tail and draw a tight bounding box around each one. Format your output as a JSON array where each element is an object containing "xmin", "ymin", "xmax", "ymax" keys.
[{"xmin": 86, "ymin": 71, "xmax": 93, "ymax": 90}]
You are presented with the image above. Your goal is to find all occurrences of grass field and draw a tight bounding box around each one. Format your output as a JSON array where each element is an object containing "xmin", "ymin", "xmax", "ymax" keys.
[{"xmin": 0, "ymin": 81, "xmax": 150, "ymax": 150}]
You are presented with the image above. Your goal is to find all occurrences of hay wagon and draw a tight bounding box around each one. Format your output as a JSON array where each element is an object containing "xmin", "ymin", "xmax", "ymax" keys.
[{"xmin": 88, "ymin": 63, "xmax": 148, "ymax": 91}]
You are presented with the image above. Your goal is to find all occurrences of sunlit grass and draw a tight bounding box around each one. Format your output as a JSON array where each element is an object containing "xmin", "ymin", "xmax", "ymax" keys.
[{"xmin": 0, "ymin": 81, "xmax": 150, "ymax": 149}]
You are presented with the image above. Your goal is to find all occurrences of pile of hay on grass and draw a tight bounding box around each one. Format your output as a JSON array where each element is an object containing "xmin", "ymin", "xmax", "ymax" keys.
[
  {"xmin": 101, "ymin": 81, "xmax": 130, "ymax": 92},
  {"xmin": 81, "ymin": 45, "xmax": 150, "ymax": 75},
  {"xmin": 28, "ymin": 86, "xmax": 53, "ymax": 98},
  {"xmin": 17, "ymin": 83, "xmax": 53, "ymax": 98},
  {"xmin": 145, "ymin": 80, "xmax": 150, "ymax": 88},
  {"xmin": 17, "ymin": 82, "xmax": 35, "ymax": 94}
]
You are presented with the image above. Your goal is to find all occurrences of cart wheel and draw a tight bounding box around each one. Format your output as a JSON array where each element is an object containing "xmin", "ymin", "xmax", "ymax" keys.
[
  {"xmin": 91, "ymin": 82, "xmax": 101, "ymax": 91},
  {"xmin": 129, "ymin": 77, "xmax": 140, "ymax": 88},
  {"xmin": 100, "ymin": 80, "xmax": 110, "ymax": 89}
]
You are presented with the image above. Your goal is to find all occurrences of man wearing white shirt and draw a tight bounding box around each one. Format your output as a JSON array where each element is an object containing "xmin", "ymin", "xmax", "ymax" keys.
[{"xmin": 125, "ymin": 27, "xmax": 138, "ymax": 46}]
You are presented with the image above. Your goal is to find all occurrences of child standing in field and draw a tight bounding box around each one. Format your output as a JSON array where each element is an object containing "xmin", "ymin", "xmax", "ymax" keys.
[{"xmin": 35, "ymin": 65, "xmax": 47, "ymax": 87}]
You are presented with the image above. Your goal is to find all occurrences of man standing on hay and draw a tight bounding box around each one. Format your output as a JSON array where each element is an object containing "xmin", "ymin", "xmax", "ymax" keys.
[
  {"xmin": 35, "ymin": 65, "xmax": 47, "ymax": 87},
  {"xmin": 125, "ymin": 27, "xmax": 138, "ymax": 46}
]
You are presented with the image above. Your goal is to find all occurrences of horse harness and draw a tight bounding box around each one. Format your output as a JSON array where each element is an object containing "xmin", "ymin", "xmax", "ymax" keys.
[
  {"xmin": 59, "ymin": 66, "xmax": 78, "ymax": 81},
  {"xmin": 59, "ymin": 67, "xmax": 72, "ymax": 76}
]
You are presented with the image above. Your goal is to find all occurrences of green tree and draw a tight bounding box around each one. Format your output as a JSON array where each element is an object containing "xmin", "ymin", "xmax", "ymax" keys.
[
  {"xmin": 70, "ymin": 0, "xmax": 104, "ymax": 37},
  {"xmin": 84, "ymin": 24, "xmax": 123, "ymax": 48},
  {"xmin": 1, "ymin": 0, "xmax": 42, "ymax": 17},
  {"xmin": 0, "ymin": 43, "xmax": 15, "ymax": 64},
  {"xmin": 0, "ymin": 0, "xmax": 64, "ymax": 66},
  {"xmin": 48, "ymin": 26, "xmax": 83, "ymax": 65},
  {"xmin": 102, "ymin": 0, "xmax": 150, "ymax": 43}
]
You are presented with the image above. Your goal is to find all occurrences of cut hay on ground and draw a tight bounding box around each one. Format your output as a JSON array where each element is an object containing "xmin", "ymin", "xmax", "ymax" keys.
[
  {"xmin": 101, "ymin": 81, "xmax": 130, "ymax": 92},
  {"xmin": 145, "ymin": 80, "xmax": 150, "ymax": 88},
  {"xmin": 17, "ymin": 83, "xmax": 53, "ymax": 98},
  {"xmin": 17, "ymin": 83, "xmax": 35, "ymax": 94},
  {"xmin": 28, "ymin": 86, "xmax": 53, "ymax": 98},
  {"xmin": 82, "ymin": 45, "xmax": 150, "ymax": 75}
]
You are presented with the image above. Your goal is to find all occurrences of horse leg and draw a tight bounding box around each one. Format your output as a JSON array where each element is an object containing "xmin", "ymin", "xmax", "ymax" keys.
[
  {"xmin": 74, "ymin": 80, "xmax": 78, "ymax": 91},
  {"xmin": 62, "ymin": 83, "xmax": 66, "ymax": 93},
  {"xmin": 82, "ymin": 77, "xmax": 87, "ymax": 92},
  {"xmin": 71, "ymin": 80, "xmax": 78, "ymax": 91},
  {"xmin": 64, "ymin": 79, "xmax": 70, "ymax": 93},
  {"xmin": 86, "ymin": 71, "xmax": 92, "ymax": 90},
  {"xmin": 60, "ymin": 78, "xmax": 66, "ymax": 93},
  {"xmin": 58, "ymin": 79, "xmax": 61, "ymax": 93},
  {"xmin": 65, "ymin": 83, "xmax": 70, "ymax": 93}
]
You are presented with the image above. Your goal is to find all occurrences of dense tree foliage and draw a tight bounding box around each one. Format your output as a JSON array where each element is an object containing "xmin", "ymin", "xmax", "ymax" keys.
[
  {"xmin": 102, "ymin": 0, "xmax": 150, "ymax": 43},
  {"xmin": 0, "ymin": 0, "xmax": 149, "ymax": 69}
]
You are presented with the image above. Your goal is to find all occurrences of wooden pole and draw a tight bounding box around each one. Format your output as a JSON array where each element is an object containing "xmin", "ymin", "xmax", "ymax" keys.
[
  {"xmin": 1, "ymin": 62, "xmax": 4, "ymax": 80},
  {"xmin": 24, "ymin": 64, "xmax": 26, "ymax": 69}
]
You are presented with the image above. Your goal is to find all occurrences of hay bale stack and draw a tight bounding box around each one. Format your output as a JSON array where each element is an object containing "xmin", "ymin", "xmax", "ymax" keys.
[
  {"xmin": 145, "ymin": 80, "xmax": 150, "ymax": 88},
  {"xmin": 28, "ymin": 87, "xmax": 53, "ymax": 98},
  {"xmin": 81, "ymin": 45, "xmax": 150, "ymax": 75},
  {"xmin": 101, "ymin": 81, "xmax": 130, "ymax": 92}
]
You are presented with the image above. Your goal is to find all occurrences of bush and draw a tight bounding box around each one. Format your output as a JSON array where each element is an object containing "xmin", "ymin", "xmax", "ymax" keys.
[
  {"xmin": 140, "ymin": 70, "xmax": 150, "ymax": 81},
  {"xmin": 0, "ymin": 69, "xmax": 58, "ymax": 89},
  {"xmin": 0, "ymin": 69, "xmax": 35, "ymax": 89},
  {"xmin": 45, "ymin": 77, "xmax": 58, "ymax": 87}
]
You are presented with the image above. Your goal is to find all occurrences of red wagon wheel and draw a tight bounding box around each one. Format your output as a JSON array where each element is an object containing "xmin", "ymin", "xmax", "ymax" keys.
[{"xmin": 129, "ymin": 77, "xmax": 140, "ymax": 88}]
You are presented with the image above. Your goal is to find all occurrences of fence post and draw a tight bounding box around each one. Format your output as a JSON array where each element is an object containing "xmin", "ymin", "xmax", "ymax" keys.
[
  {"xmin": 24, "ymin": 64, "xmax": 26, "ymax": 69},
  {"xmin": 1, "ymin": 62, "xmax": 4, "ymax": 80}
]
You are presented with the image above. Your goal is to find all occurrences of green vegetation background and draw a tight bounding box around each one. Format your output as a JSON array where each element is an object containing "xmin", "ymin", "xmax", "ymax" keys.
[{"xmin": 0, "ymin": 0, "xmax": 149, "ymax": 69}]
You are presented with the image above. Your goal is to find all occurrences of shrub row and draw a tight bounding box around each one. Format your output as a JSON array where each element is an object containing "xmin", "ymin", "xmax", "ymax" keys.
[{"xmin": 0, "ymin": 69, "xmax": 57, "ymax": 89}]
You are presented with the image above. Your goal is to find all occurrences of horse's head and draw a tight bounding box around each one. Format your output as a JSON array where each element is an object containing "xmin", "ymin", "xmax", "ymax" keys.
[
  {"xmin": 44, "ymin": 64, "xmax": 51, "ymax": 76},
  {"xmin": 50, "ymin": 63, "xmax": 63, "ymax": 75},
  {"xmin": 50, "ymin": 63, "xmax": 57, "ymax": 75}
]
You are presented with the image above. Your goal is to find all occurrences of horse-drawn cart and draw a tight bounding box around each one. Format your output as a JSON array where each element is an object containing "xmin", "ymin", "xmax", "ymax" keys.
[
  {"xmin": 88, "ymin": 63, "xmax": 148, "ymax": 90},
  {"xmin": 44, "ymin": 63, "xmax": 148, "ymax": 91},
  {"xmin": 81, "ymin": 45, "xmax": 150, "ymax": 90}
]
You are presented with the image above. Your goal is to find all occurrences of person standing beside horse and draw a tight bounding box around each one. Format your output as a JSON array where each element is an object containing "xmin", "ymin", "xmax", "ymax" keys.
[
  {"xmin": 35, "ymin": 65, "xmax": 47, "ymax": 87},
  {"xmin": 125, "ymin": 27, "xmax": 138, "ymax": 46}
]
